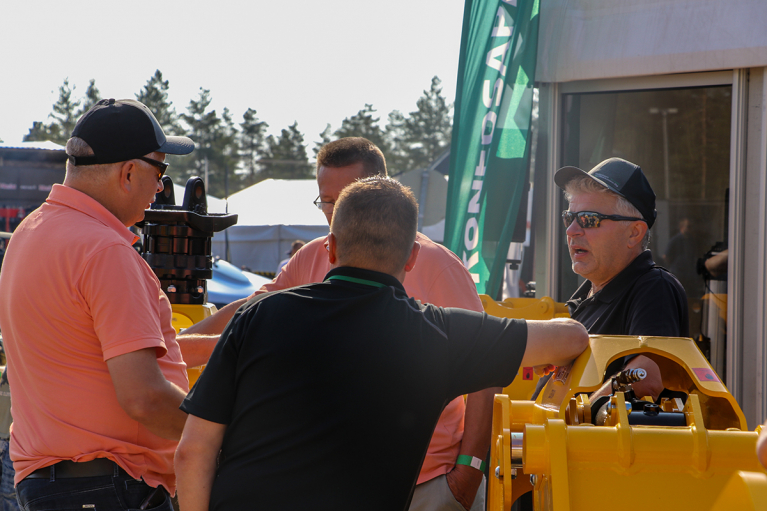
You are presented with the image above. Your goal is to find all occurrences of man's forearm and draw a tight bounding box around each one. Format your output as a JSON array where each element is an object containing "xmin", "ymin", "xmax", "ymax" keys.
[
  {"xmin": 134, "ymin": 381, "xmax": 189, "ymax": 440},
  {"xmin": 177, "ymin": 334, "xmax": 218, "ymax": 368},
  {"xmin": 181, "ymin": 297, "xmax": 247, "ymax": 335},
  {"xmin": 446, "ymin": 387, "xmax": 498, "ymax": 508},
  {"xmin": 176, "ymin": 450, "xmax": 216, "ymax": 511},
  {"xmin": 461, "ymin": 387, "xmax": 498, "ymax": 459}
]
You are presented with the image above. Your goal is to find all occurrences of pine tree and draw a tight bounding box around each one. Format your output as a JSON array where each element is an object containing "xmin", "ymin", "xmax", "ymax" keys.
[
  {"xmin": 77, "ymin": 79, "xmax": 101, "ymax": 118},
  {"xmin": 24, "ymin": 78, "xmax": 86, "ymax": 145},
  {"xmin": 334, "ymin": 104, "xmax": 390, "ymax": 153},
  {"xmin": 261, "ymin": 122, "xmax": 313, "ymax": 180},
  {"xmin": 384, "ymin": 109, "xmax": 408, "ymax": 174},
  {"xmin": 135, "ymin": 70, "xmax": 181, "ymax": 135},
  {"xmin": 330, "ymin": 104, "xmax": 397, "ymax": 171},
  {"xmin": 176, "ymin": 88, "xmax": 222, "ymax": 189},
  {"xmin": 49, "ymin": 78, "xmax": 81, "ymax": 143},
  {"xmin": 207, "ymin": 107, "xmax": 240, "ymax": 198},
  {"xmin": 239, "ymin": 108, "xmax": 269, "ymax": 185},
  {"xmin": 389, "ymin": 76, "xmax": 452, "ymax": 174},
  {"xmin": 313, "ymin": 124, "xmax": 333, "ymax": 159},
  {"xmin": 23, "ymin": 122, "xmax": 60, "ymax": 144}
]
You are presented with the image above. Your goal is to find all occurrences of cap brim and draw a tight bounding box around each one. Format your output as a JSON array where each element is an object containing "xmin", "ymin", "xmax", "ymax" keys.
[
  {"xmin": 158, "ymin": 136, "xmax": 195, "ymax": 156},
  {"xmin": 554, "ymin": 165, "xmax": 626, "ymax": 198}
]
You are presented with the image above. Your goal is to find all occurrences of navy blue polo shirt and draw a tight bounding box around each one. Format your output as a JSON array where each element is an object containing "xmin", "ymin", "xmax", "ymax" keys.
[{"xmin": 182, "ymin": 266, "xmax": 528, "ymax": 511}]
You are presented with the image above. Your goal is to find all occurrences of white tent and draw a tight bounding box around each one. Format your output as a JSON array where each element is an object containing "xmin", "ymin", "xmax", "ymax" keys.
[{"xmin": 211, "ymin": 179, "xmax": 329, "ymax": 274}]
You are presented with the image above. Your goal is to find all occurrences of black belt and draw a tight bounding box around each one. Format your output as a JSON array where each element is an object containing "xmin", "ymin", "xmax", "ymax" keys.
[{"xmin": 25, "ymin": 458, "xmax": 127, "ymax": 479}]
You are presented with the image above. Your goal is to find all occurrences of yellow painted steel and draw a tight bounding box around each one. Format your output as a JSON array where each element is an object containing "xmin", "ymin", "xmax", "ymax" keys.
[
  {"xmin": 488, "ymin": 334, "xmax": 767, "ymax": 510},
  {"xmin": 171, "ymin": 303, "xmax": 217, "ymax": 386},
  {"xmin": 480, "ymin": 295, "xmax": 569, "ymax": 400}
]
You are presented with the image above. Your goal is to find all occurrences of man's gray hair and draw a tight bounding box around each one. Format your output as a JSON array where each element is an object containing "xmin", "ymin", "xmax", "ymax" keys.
[
  {"xmin": 65, "ymin": 137, "xmax": 118, "ymax": 178},
  {"xmin": 564, "ymin": 176, "xmax": 651, "ymax": 250}
]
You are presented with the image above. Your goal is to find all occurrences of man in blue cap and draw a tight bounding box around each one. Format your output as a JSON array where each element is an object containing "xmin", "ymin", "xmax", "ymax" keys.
[{"xmin": 554, "ymin": 157, "xmax": 689, "ymax": 399}]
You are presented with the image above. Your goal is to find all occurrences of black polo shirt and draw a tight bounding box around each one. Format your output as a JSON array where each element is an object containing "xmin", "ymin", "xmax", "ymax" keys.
[
  {"xmin": 567, "ymin": 250, "xmax": 689, "ymax": 338},
  {"xmin": 532, "ymin": 251, "xmax": 689, "ymax": 399},
  {"xmin": 181, "ymin": 266, "xmax": 528, "ymax": 511}
]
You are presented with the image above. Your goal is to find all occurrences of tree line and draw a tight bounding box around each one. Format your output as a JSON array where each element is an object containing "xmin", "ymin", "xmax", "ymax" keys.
[{"xmin": 24, "ymin": 70, "xmax": 453, "ymax": 198}]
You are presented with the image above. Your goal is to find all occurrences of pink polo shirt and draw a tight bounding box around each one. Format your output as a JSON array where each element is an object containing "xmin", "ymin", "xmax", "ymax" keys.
[
  {"xmin": 0, "ymin": 185, "xmax": 188, "ymax": 493},
  {"xmin": 256, "ymin": 232, "xmax": 483, "ymax": 484}
]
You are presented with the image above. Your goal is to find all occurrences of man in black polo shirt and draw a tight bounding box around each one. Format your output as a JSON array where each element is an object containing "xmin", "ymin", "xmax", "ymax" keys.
[
  {"xmin": 555, "ymin": 158, "xmax": 689, "ymax": 399},
  {"xmin": 174, "ymin": 177, "xmax": 588, "ymax": 511}
]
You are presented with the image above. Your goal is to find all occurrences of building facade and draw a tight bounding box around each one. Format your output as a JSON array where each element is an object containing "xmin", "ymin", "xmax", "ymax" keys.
[{"xmin": 529, "ymin": 0, "xmax": 767, "ymax": 427}]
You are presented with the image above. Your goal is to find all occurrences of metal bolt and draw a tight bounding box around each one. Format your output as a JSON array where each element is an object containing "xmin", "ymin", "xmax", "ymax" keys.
[
  {"xmin": 495, "ymin": 466, "xmax": 500, "ymax": 479},
  {"xmin": 511, "ymin": 468, "xmax": 517, "ymax": 480},
  {"xmin": 530, "ymin": 474, "xmax": 537, "ymax": 486}
]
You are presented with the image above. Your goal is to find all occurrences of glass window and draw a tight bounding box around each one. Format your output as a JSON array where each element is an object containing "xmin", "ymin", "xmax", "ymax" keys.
[{"xmin": 559, "ymin": 86, "xmax": 732, "ymax": 376}]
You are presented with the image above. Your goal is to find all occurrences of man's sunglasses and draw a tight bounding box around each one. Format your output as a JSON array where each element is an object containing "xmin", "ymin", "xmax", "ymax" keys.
[
  {"xmin": 136, "ymin": 156, "xmax": 169, "ymax": 180},
  {"xmin": 562, "ymin": 210, "xmax": 646, "ymax": 228}
]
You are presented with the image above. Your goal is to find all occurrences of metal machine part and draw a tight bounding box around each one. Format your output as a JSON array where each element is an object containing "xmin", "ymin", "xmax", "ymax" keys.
[{"xmin": 137, "ymin": 176, "xmax": 237, "ymax": 305}]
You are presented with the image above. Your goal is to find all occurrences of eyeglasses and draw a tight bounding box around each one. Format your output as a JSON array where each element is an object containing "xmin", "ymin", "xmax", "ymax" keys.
[
  {"xmin": 136, "ymin": 156, "xmax": 169, "ymax": 180},
  {"xmin": 562, "ymin": 210, "xmax": 646, "ymax": 229},
  {"xmin": 313, "ymin": 196, "xmax": 335, "ymax": 213}
]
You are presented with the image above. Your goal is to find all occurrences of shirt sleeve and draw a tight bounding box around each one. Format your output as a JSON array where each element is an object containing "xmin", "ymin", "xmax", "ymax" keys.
[
  {"xmin": 425, "ymin": 260, "xmax": 484, "ymax": 312},
  {"xmin": 79, "ymin": 244, "xmax": 168, "ymax": 361},
  {"xmin": 248, "ymin": 238, "xmax": 323, "ymax": 298},
  {"xmin": 438, "ymin": 307, "xmax": 528, "ymax": 398}
]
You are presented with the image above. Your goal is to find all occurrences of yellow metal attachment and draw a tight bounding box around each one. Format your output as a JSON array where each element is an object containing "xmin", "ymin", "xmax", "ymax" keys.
[
  {"xmin": 487, "ymin": 333, "xmax": 766, "ymax": 510},
  {"xmin": 171, "ymin": 303, "xmax": 217, "ymax": 385}
]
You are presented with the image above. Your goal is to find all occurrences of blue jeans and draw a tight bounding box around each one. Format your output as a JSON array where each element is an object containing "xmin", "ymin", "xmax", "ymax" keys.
[
  {"xmin": 16, "ymin": 465, "xmax": 172, "ymax": 511},
  {"xmin": 0, "ymin": 439, "xmax": 18, "ymax": 511}
]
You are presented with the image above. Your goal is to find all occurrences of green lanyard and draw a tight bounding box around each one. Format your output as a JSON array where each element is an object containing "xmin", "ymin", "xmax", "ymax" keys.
[{"xmin": 326, "ymin": 275, "xmax": 387, "ymax": 288}]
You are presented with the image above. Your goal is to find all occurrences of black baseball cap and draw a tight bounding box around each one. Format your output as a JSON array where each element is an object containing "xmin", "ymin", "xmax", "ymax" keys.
[
  {"xmin": 68, "ymin": 98, "xmax": 194, "ymax": 166},
  {"xmin": 554, "ymin": 158, "xmax": 657, "ymax": 228}
]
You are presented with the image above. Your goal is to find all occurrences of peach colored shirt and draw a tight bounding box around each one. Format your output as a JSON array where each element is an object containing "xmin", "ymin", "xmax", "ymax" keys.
[
  {"xmin": 0, "ymin": 185, "xmax": 188, "ymax": 493},
  {"xmin": 255, "ymin": 231, "xmax": 483, "ymax": 484}
]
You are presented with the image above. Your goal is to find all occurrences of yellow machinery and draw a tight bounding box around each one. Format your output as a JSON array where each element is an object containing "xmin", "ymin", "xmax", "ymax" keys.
[
  {"xmin": 487, "ymin": 333, "xmax": 767, "ymax": 510},
  {"xmin": 170, "ymin": 303, "xmax": 217, "ymax": 385},
  {"xmin": 479, "ymin": 295, "xmax": 569, "ymax": 400}
]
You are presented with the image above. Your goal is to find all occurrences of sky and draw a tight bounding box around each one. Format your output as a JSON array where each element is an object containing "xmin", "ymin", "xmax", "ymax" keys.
[{"xmin": 0, "ymin": 0, "xmax": 466, "ymax": 150}]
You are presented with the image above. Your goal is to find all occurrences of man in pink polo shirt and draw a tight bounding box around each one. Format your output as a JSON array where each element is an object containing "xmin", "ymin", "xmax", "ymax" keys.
[
  {"xmin": 186, "ymin": 137, "xmax": 495, "ymax": 510},
  {"xmin": 0, "ymin": 99, "xmax": 196, "ymax": 511}
]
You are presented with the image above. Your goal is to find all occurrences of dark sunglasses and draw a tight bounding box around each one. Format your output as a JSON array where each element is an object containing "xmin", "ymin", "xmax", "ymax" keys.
[
  {"xmin": 136, "ymin": 156, "xmax": 169, "ymax": 179},
  {"xmin": 562, "ymin": 210, "xmax": 646, "ymax": 228}
]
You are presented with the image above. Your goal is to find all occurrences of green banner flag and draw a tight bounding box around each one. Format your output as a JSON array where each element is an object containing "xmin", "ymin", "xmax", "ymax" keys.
[{"xmin": 445, "ymin": 0, "xmax": 539, "ymax": 297}]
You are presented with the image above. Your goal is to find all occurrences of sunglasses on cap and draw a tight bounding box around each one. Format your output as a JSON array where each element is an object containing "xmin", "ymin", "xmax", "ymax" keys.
[
  {"xmin": 136, "ymin": 156, "xmax": 169, "ymax": 180},
  {"xmin": 562, "ymin": 210, "xmax": 646, "ymax": 229}
]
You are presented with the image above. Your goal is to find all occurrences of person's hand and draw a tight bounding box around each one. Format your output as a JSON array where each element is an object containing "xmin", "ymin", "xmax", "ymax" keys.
[
  {"xmin": 445, "ymin": 463, "xmax": 482, "ymax": 510},
  {"xmin": 534, "ymin": 364, "xmax": 556, "ymax": 376}
]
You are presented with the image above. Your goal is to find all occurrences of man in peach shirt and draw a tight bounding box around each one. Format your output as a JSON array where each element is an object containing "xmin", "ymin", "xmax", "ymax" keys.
[
  {"xmin": 186, "ymin": 137, "xmax": 495, "ymax": 510},
  {"xmin": 0, "ymin": 99, "xmax": 197, "ymax": 511}
]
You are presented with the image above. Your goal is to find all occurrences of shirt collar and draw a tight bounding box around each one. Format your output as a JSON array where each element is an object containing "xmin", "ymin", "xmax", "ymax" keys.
[
  {"xmin": 46, "ymin": 184, "xmax": 139, "ymax": 245},
  {"xmin": 324, "ymin": 266, "xmax": 406, "ymax": 294},
  {"xmin": 568, "ymin": 250, "xmax": 655, "ymax": 306}
]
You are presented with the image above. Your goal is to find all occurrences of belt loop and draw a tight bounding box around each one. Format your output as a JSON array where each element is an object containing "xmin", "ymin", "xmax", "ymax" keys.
[
  {"xmin": 49, "ymin": 464, "xmax": 55, "ymax": 482},
  {"xmin": 113, "ymin": 462, "xmax": 119, "ymax": 477}
]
